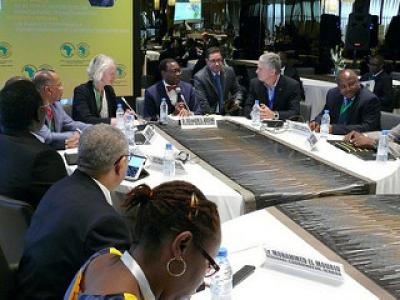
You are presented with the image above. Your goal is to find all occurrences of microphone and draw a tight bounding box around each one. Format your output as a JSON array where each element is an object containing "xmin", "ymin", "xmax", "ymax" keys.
[
  {"xmin": 175, "ymin": 87, "xmax": 193, "ymax": 116},
  {"xmin": 120, "ymin": 97, "xmax": 141, "ymax": 120}
]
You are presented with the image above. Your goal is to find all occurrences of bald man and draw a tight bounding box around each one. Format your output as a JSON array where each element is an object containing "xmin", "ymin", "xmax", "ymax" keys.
[{"xmin": 310, "ymin": 69, "xmax": 381, "ymax": 135}]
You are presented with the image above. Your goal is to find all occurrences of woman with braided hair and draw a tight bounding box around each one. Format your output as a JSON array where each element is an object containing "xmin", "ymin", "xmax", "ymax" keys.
[{"xmin": 64, "ymin": 180, "xmax": 221, "ymax": 300}]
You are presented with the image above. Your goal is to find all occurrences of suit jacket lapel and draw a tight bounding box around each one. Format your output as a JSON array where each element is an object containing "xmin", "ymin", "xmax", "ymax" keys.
[
  {"xmin": 273, "ymin": 77, "xmax": 284, "ymax": 110},
  {"xmin": 257, "ymin": 81, "xmax": 267, "ymax": 105}
]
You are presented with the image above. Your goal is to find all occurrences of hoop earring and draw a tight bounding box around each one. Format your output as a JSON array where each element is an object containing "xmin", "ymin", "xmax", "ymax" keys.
[{"xmin": 166, "ymin": 257, "xmax": 187, "ymax": 277}]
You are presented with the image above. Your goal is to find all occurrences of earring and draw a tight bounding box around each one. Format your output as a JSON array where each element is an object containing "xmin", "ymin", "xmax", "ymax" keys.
[{"xmin": 166, "ymin": 256, "xmax": 187, "ymax": 277}]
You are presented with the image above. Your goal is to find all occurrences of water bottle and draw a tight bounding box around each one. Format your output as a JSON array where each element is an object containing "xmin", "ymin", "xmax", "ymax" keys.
[
  {"xmin": 163, "ymin": 143, "xmax": 175, "ymax": 176},
  {"xmin": 210, "ymin": 247, "xmax": 233, "ymax": 300},
  {"xmin": 251, "ymin": 100, "xmax": 261, "ymax": 127},
  {"xmin": 125, "ymin": 114, "xmax": 136, "ymax": 148},
  {"xmin": 116, "ymin": 103, "xmax": 125, "ymax": 131},
  {"xmin": 160, "ymin": 97, "xmax": 168, "ymax": 125},
  {"xmin": 320, "ymin": 109, "xmax": 330, "ymax": 139},
  {"xmin": 376, "ymin": 130, "xmax": 389, "ymax": 162}
]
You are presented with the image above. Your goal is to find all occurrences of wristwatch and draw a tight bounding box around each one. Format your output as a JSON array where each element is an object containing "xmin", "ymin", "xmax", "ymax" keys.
[{"xmin": 273, "ymin": 111, "xmax": 279, "ymax": 120}]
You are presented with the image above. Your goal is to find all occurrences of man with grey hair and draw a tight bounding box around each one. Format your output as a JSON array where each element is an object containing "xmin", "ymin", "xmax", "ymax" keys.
[
  {"xmin": 72, "ymin": 54, "xmax": 130, "ymax": 125},
  {"xmin": 244, "ymin": 52, "xmax": 301, "ymax": 120},
  {"xmin": 17, "ymin": 124, "xmax": 133, "ymax": 300},
  {"xmin": 33, "ymin": 69, "xmax": 90, "ymax": 149}
]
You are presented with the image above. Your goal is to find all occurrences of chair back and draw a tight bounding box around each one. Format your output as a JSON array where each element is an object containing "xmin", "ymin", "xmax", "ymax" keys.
[
  {"xmin": 381, "ymin": 111, "xmax": 400, "ymax": 130},
  {"xmin": 0, "ymin": 196, "xmax": 33, "ymax": 271},
  {"xmin": 300, "ymin": 102, "xmax": 312, "ymax": 122},
  {"xmin": 0, "ymin": 245, "xmax": 14, "ymax": 300}
]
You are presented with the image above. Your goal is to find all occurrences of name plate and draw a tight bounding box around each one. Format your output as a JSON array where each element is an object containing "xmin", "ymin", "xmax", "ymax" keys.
[
  {"xmin": 287, "ymin": 120, "xmax": 312, "ymax": 135},
  {"xmin": 179, "ymin": 116, "xmax": 217, "ymax": 129},
  {"xmin": 264, "ymin": 248, "xmax": 343, "ymax": 283},
  {"xmin": 135, "ymin": 125, "xmax": 156, "ymax": 145}
]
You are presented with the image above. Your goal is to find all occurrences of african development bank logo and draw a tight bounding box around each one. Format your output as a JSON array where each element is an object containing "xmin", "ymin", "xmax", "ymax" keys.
[
  {"xmin": 116, "ymin": 64, "xmax": 127, "ymax": 79},
  {"xmin": 0, "ymin": 41, "xmax": 12, "ymax": 59},
  {"xmin": 60, "ymin": 42, "xmax": 90, "ymax": 58},
  {"xmin": 60, "ymin": 42, "xmax": 75, "ymax": 58},
  {"xmin": 21, "ymin": 65, "xmax": 37, "ymax": 79}
]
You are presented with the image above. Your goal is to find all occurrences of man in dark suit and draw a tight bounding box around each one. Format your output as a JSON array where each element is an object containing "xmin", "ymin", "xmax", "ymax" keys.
[
  {"xmin": 360, "ymin": 55, "xmax": 394, "ymax": 112},
  {"xmin": 193, "ymin": 47, "xmax": 243, "ymax": 115},
  {"xmin": 33, "ymin": 69, "xmax": 90, "ymax": 150},
  {"xmin": 310, "ymin": 69, "xmax": 381, "ymax": 135},
  {"xmin": 244, "ymin": 52, "xmax": 301, "ymax": 120},
  {"xmin": 144, "ymin": 58, "xmax": 201, "ymax": 119},
  {"xmin": 0, "ymin": 80, "xmax": 67, "ymax": 207},
  {"xmin": 17, "ymin": 124, "xmax": 133, "ymax": 300}
]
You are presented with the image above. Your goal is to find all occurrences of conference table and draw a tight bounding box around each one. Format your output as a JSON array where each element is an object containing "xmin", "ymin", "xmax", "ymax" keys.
[
  {"xmin": 61, "ymin": 116, "xmax": 400, "ymax": 223},
  {"xmin": 192, "ymin": 208, "xmax": 391, "ymax": 299},
  {"xmin": 227, "ymin": 117, "xmax": 400, "ymax": 195},
  {"xmin": 61, "ymin": 129, "xmax": 244, "ymax": 223}
]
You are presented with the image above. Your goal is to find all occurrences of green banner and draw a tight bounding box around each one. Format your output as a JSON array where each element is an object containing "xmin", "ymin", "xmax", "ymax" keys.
[{"xmin": 0, "ymin": 0, "xmax": 133, "ymax": 97}]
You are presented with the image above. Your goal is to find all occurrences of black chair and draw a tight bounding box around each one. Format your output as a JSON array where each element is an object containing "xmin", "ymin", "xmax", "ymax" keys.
[
  {"xmin": 0, "ymin": 245, "xmax": 14, "ymax": 300},
  {"xmin": 0, "ymin": 196, "xmax": 33, "ymax": 272},
  {"xmin": 381, "ymin": 111, "xmax": 400, "ymax": 130},
  {"xmin": 300, "ymin": 102, "xmax": 312, "ymax": 122}
]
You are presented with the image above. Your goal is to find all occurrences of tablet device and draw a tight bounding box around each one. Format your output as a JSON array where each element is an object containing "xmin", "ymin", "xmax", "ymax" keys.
[
  {"xmin": 125, "ymin": 155, "xmax": 147, "ymax": 181},
  {"xmin": 64, "ymin": 152, "xmax": 78, "ymax": 165}
]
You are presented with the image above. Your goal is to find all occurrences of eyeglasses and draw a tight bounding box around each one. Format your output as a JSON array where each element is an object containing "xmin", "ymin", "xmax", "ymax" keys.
[
  {"xmin": 166, "ymin": 69, "xmax": 182, "ymax": 74},
  {"xmin": 114, "ymin": 154, "xmax": 129, "ymax": 166},
  {"xmin": 198, "ymin": 245, "xmax": 220, "ymax": 277},
  {"xmin": 208, "ymin": 59, "xmax": 223, "ymax": 64}
]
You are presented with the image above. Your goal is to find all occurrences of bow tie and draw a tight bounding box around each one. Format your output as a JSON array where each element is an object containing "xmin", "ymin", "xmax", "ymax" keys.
[{"xmin": 166, "ymin": 85, "xmax": 178, "ymax": 92}]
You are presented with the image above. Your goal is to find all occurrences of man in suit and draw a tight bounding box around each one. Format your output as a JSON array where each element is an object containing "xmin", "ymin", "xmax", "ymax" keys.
[
  {"xmin": 310, "ymin": 69, "xmax": 381, "ymax": 135},
  {"xmin": 360, "ymin": 55, "xmax": 394, "ymax": 112},
  {"xmin": 193, "ymin": 47, "xmax": 243, "ymax": 115},
  {"xmin": 0, "ymin": 80, "xmax": 67, "ymax": 207},
  {"xmin": 144, "ymin": 58, "xmax": 201, "ymax": 119},
  {"xmin": 17, "ymin": 124, "xmax": 133, "ymax": 300},
  {"xmin": 244, "ymin": 52, "xmax": 301, "ymax": 120},
  {"xmin": 344, "ymin": 125, "xmax": 400, "ymax": 157},
  {"xmin": 33, "ymin": 69, "xmax": 90, "ymax": 150}
]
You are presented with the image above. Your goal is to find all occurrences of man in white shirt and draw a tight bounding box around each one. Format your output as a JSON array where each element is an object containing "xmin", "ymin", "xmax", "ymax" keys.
[
  {"xmin": 143, "ymin": 58, "xmax": 201, "ymax": 120},
  {"xmin": 17, "ymin": 124, "xmax": 133, "ymax": 300}
]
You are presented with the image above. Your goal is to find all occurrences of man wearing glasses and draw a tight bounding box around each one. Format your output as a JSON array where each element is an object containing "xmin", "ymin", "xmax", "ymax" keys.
[
  {"xmin": 360, "ymin": 55, "xmax": 394, "ymax": 112},
  {"xmin": 143, "ymin": 58, "xmax": 201, "ymax": 120},
  {"xmin": 194, "ymin": 47, "xmax": 243, "ymax": 115},
  {"xmin": 33, "ymin": 69, "xmax": 90, "ymax": 149},
  {"xmin": 17, "ymin": 124, "xmax": 133, "ymax": 300}
]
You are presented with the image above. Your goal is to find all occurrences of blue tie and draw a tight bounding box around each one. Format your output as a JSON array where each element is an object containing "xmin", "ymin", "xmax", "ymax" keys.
[{"xmin": 214, "ymin": 74, "xmax": 224, "ymax": 114}]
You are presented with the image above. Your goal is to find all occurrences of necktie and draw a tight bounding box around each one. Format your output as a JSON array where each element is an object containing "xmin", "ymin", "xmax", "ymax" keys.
[
  {"xmin": 166, "ymin": 85, "xmax": 177, "ymax": 92},
  {"xmin": 45, "ymin": 106, "xmax": 55, "ymax": 131},
  {"xmin": 338, "ymin": 97, "xmax": 352, "ymax": 124},
  {"xmin": 214, "ymin": 74, "xmax": 224, "ymax": 114}
]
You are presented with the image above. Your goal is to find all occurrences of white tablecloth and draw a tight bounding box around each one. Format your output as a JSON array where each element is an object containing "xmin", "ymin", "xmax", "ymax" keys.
[
  {"xmin": 60, "ymin": 129, "xmax": 243, "ymax": 223},
  {"xmin": 192, "ymin": 209, "xmax": 384, "ymax": 299},
  {"xmin": 301, "ymin": 77, "xmax": 336, "ymax": 120},
  {"xmin": 228, "ymin": 117, "xmax": 400, "ymax": 194}
]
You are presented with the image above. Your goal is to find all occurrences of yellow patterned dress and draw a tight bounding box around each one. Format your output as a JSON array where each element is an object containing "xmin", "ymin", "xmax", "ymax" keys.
[{"xmin": 64, "ymin": 248, "xmax": 138, "ymax": 300}]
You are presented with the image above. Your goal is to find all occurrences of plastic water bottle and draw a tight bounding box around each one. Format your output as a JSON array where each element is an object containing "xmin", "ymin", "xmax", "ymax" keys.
[
  {"xmin": 160, "ymin": 97, "xmax": 168, "ymax": 125},
  {"xmin": 163, "ymin": 143, "xmax": 175, "ymax": 176},
  {"xmin": 210, "ymin": 247, "xmax": 233, "ymax": 300},
  {"xmin": 116, "ymin": 103, "xmax": 125, "ymax": 131},
  {"xmin": 376, "ymin": 130, "xmax": 389, "ymax": 162},
  {"xmin": 251, "ymin": 100, "xmax": 261, "ymax": 127},
  {"xmin": 320, "ymin": 109, "xmax": 330, "ymax": 139},
  {"xmin": 124, "ymin": 114, "xmax": 136, "ymax": 148}
]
